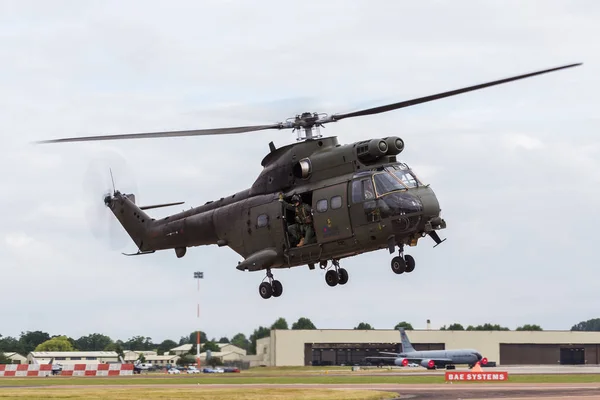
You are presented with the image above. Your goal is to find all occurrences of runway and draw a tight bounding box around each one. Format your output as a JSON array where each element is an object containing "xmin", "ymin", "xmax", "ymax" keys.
[{"xmin": 6, "ymin": 382, "xmax": 600, "ymax": 399}]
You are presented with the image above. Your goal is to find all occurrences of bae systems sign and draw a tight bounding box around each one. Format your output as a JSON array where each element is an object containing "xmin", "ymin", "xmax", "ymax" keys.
[{"xmin": 445, "ymin": 372, "xmax": 509, "ymax": 381}]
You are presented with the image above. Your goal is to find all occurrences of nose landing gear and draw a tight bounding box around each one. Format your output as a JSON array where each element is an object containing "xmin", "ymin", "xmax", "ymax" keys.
[
  {"xmin": 259, "ymin": 269, "xmax": 283, "ymax": 299},
  {"xmin": 391, "ymin": 245, "xmax": 416, "ymax": 275},
  {"xmin": 322, "ymin": 259, "xmax": 348, "ymax": 287}
]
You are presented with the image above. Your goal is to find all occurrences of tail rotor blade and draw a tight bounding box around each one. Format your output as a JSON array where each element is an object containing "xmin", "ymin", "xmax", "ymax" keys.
[{"xmin": 82, "ymin": 149, "xmax": 138, "ymax": 250}]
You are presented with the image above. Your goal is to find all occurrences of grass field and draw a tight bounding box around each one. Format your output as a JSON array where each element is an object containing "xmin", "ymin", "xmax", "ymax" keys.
[
  {"xmin": 0, "ymin": 388, "xmax": 397, "ymax": 400},
  {"xmin": 0, "ymin": 373, "xmax": 599, "ymax": 387}
]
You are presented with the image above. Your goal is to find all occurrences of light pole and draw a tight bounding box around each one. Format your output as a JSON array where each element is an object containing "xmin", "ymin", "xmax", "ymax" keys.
[{"xmin": 194, "ymin": 271, "xmax": 203, "ymax": 368}]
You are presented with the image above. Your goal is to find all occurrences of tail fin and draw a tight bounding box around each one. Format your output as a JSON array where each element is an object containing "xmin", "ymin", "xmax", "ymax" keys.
[
  {"xmin": 399, "ymin": 328, "xmax": 415, "ymax": 353},
  {"xmin": 105, "ymin": 190, "xmax": 153, "ymax": 251}
]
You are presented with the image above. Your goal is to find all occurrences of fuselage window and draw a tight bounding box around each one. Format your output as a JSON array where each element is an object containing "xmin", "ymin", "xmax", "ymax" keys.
[
  {"xmin": 352, "ymin": 178, "xmax": 376, "ymax": 203},
  {"xmin": 316, "ymin": 199, "xmax": 328, "ymax": 212},
  {"xmin": 257, "ymin": 213, "xmax": 269, "ymax": 228},
  {"xmin": 351, "ymin": 180, "xmax": 362, "ymax": 203},
  {"xmin": 331, "ymin": 195, "xmax": 342, "ymax": 209}
]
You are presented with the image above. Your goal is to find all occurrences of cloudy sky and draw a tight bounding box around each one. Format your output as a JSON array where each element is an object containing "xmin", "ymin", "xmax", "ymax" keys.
[{"xmin": 1, "ymin": 0, "xmax": 598, "ymax": 344}]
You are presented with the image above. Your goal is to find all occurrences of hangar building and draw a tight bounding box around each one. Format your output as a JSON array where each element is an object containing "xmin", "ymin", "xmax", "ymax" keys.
[{"xmin": 255, "ymin": 329, "xmax": 600, "ymax": 367}]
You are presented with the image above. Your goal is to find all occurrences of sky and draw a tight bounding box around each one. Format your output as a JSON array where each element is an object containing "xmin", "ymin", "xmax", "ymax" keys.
[{"xmin": 1, "ymin": 0, "xmax": 599, "ymax": 344}]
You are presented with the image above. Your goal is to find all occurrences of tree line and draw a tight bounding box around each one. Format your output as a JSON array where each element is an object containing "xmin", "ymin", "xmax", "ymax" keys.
[{"xmin": 2, "ymin": 317, "xmax": 600, "ymax": 361}]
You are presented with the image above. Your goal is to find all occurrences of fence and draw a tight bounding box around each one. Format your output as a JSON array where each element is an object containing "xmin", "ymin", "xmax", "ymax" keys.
[{"xmin": 0, "ymin": 363, "xmax": 134, "ymax": 377}]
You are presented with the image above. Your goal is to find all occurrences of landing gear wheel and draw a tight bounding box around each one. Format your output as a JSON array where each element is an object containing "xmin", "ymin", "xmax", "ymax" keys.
[
  {"xmin": 391, "ymin": 256, "xmax": 406, "ymax": 274},
  {"xmin": 404, "ymin": 255, "xmax": 415, "ymax": 273},
  {"xmin": 259, "ymin": 282, "xmax": 273, "ymax": 299},
  {"xmin": 325, "ymin": 269, "xmax": 339, "ymax": 286},
  {"xmin": 338, "ymin": 268, "xmax": 349, "ymax": 285},
  {"xmin": 272, "ymin": 280, "xmax": 283, "ymax": 297}
]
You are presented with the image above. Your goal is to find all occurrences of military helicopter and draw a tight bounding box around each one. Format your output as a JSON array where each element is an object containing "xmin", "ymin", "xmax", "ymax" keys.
[{"xmin": 37, "ymin": 63, "xmax": 581, "ymax": 299}]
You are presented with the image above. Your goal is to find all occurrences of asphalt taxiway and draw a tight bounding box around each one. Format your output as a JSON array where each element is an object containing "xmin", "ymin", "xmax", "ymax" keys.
[{"xmin": 9, "ymin": 382, "xmax": 600, "ymax": 399}]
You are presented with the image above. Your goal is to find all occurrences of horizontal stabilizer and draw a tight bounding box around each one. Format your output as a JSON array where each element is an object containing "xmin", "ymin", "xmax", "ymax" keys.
[
  {"xmin": 139, "ymin": 201, "xmax": 184, "ymax": 210},
  {"xmin": 122, "ymin": 250, "xmax": 156, "ymax": 256}
]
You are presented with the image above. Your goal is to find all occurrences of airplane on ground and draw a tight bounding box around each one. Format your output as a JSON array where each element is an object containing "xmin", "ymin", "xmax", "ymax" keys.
[
  {"xmin": 119, "ymin": 356, "xmax": 153, "ymax": 373},
  {"xmin": 371, "ymin": 328, "xmax": 488, "ymax": 370},
  {"xmin": 31, "ymin": 356, "xmax": 62, "ymax": 375}
]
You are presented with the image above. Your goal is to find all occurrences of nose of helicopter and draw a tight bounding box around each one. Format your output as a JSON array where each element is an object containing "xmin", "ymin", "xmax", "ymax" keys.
[{"xmin": 413, "ymin": 186, "xmax": 441, "ymax": 220}]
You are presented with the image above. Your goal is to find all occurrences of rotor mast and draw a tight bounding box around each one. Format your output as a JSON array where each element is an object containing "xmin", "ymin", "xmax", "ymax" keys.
[{"xmin": 290, "ymin": 112, "xmax": 324, "ymax": 141}]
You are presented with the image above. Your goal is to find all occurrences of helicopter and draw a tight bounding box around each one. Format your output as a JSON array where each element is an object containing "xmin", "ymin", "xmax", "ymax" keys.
[{"xmin": 37, "ymin": 63, "xmax": 581, "ymax": 299}]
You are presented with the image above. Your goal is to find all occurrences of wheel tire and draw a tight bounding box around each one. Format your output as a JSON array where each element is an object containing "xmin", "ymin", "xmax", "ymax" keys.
[
  {"xmin": 325, "ymin": 269, "xmax": 339, "ymax": 286},
  {"xmin": 272, "ymin": 280, "xmax": 283, "ymax": 297},
  {"xmin": 404, "ymin": 255, "xmax": 415, "ymax": 273},
  {"xmin": 391, "ymin": 256, "xmax": 406, "ymax": 274},
  {"xmin": 259, "ymin": 282, "xmax": 273, "ymax": 299},
  {"xmin": 338, "ymin": 268, "xmax": 349, "ymax": 285}
]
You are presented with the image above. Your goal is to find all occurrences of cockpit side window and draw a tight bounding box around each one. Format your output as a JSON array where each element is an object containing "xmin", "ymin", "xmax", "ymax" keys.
[{"xmin": 351, "ymin": 178, "xmax": 376, "ymax": 203}]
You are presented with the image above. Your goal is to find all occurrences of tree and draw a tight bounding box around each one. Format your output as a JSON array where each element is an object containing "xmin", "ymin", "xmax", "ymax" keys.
[
  {"xmin": 201, "ymin": 341, "xmax": 220, "ymax": 353},
  {"xmin": 291, "ymin": 317, "xmax": 316, "ymax": 330},
  {"xmin": 104, "ymin": 342, "xmax": 124, "ymax": 359},
  {"xmin": 230, "ymin": 333, "xmax": 250, "ymax": 351},
  {"xmin": 177, "ymin": 354, "xmax": 196, "ymax": 366},
  {"xmin": 571, "ymin": 318, "xmax": 600, "ymax": 331},
  {"xmin": 19, "ymin": 331, "xmax": 50, "ymax": 354},
  {"xmin": 157, "ymin": 339, "xmax": 178, "ymax": 355},
  {"xmin": 466, "ymin": 323, "xmax": 509, "ymax": 331},
  {"xmin": 271, "ymin": 317, "xmax": 289, "ymax": 330},
  {"xmin": 137, "ymin": 353, "xmax": 146, "ymax": 363},
  {"xmin": 394, "ymin": 322, "xmax": 413, "ymax": 330},
  {"xmin": 208, "ymin": 357, "xmax": 223, "ymax": 367},
  {"xmin": 516, "ymin": 324, "xmax": 543, "ymax": 331},
  {"xmin": 181, "ymin": 331, "xmax": 208, "ymax": 345},
  {"xmin": 354, "ymin": 322, "xmax": 374, "ymax": 330},
  {"xmin": 123, "ymin": 336, "xmax": 154, "ymax": 351},
  {"xmin": 0, "ymin": 352, "xmax": 11, "ymax": 364},
  {"xmin": 218, "ymin": 337, "xmax": 229, "ymax": 344},
  {"xmin": 35, "ymin": 336, "xmax": 74, "ymax": 352},
  {"xmin": 440, "ymin": 323, "xmax": 464, "ymax": 330},
  {"xmin": 0, "ymin": 335, "xmax": 22, "ymax": 355},
  {"xmin": 75, "ymin": 333, "xmax": 113, "ymax": 351},
  {"xmin": 249, "ymin": 326, "xmax": 271, "ymax": 355}
]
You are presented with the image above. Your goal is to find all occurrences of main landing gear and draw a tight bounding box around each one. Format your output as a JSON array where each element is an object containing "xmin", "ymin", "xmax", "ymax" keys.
[
  {"xmin": 321, "ymin": 259, "xmax": 349, "ymax": 287},
  {"xmin": 258, "ymin": 269, "xmax": 283, "ymax": 300},
  {"xmin": 391, "ymin": 245, "xmax": 416, "ymax": 275}
]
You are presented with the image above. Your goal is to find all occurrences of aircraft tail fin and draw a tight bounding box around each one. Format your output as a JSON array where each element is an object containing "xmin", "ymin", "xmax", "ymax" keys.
[
  {"xmin": 104, "ymin": 190, "xmax": 154, "ymax": 252},
  {"xmin": 399, "ymin": 328, "xmax": 416, "ymax": 353}
]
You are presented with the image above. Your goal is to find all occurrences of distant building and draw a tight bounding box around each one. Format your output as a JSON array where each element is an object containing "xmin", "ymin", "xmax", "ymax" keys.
[
  {"xmin": 144, "ymin": 354, "xmax": 179, "ymax": 367},
  {"xmin": 241, "ymin": 337, "xmax": 270, "ymax": 367},
  {"xmin": 216, "ymin": 343, "xmax": 246, "ymax": 356},
  {"xmin": 3, "ymin": 352, "xmax": 27, "ymax": 364},
  {"xmin": 257, "ymin": 329, "xmax": 600, "ymax": 366},
  {"xmin": 122, "ymin": 350, "xmax": 157, "ymax": 363},
  {"xmin": 28, "ymin": 351, "xmax": 119, "ymax": 365},
  {"xmin": 170, "ymin": 344, "xmax": 193, "ymax": 356}
]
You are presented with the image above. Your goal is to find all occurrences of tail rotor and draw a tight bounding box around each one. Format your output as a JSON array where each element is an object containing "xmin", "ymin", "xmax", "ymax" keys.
[{"xmin": 82, "ymin": 149, "xmax": 138, "ymax": 250}]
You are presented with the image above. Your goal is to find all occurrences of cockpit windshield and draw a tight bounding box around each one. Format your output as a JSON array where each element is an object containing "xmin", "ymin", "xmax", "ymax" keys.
[
  {"xmin": 373, "ymin": 172, "xmax": 406, "ymax": 195},
  {"xmin": 386, "ymin": 165, "xmax": 420, "ymax": 188}
]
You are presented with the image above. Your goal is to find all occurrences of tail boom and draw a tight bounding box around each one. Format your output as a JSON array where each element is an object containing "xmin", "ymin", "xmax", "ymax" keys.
[{"xmin": 105, "ymin": 191, "xmax": 219, "ymax": 253}]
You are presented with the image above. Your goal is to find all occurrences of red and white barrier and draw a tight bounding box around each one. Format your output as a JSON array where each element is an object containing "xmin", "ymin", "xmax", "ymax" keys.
[
  {"xmin": 0, "ymin": 363, "xmax": 133, "ymax": 377},
  {"xmin": 60, "ymin": 363, "xmax": 134, "ymax": 376},
  {"xmin": 0, "ymin": 364, "xmax": 52, "ymax": 377}
]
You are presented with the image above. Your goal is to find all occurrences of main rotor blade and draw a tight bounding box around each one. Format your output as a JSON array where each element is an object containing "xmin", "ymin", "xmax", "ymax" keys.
[
  {"xmin": 330, "ymin": 63, "xmax": 582, "ymax": 121},
  {"xmin": 35, "ymin": 124, "xmax": 283, "ymax": 144}
]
